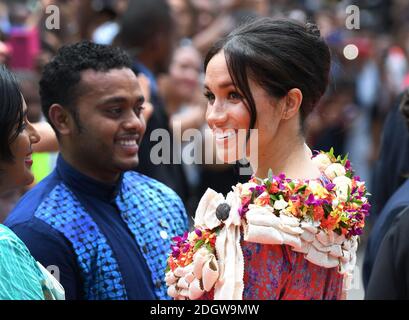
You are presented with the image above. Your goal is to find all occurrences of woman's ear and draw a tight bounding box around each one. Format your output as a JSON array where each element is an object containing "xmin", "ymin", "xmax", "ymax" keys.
[
  {"xmin": 48, "ymin": 104, "xmax": 72, "ymax": 136},
  {"xmin": 282, "ymin": 88, "xmax": 303, "ymax": 120}
]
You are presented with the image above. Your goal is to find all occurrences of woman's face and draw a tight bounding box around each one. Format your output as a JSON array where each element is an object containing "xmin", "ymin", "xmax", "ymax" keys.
[
  {"xmin": 169, "ymin": 46, "xmax": 202, "ymax": 102},
  {"xmin": 0, "ymin": 98, "xmax": 40, "ymax": 191},
  {"xmin": 204, "ymin": 51, "xmax": 283, "ymax": 164}
]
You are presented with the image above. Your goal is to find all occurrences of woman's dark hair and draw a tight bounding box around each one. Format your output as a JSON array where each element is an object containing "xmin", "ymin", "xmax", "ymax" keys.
[
  {"xmin": 204, "ymin": 18, "xmax": 331, "ymax": 131},
  {"xmin": 0, "ymin": 65, "xmax": 24, "ymax": 162}
]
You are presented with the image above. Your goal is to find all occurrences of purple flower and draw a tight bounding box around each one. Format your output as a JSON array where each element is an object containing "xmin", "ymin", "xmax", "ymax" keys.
[
  {"xmin": 172, "ymin": 248, "xmax": 180, "ymax": 258},
  {"xmin": 172, "ymin": 236, "xmax": 183, "ymax": 243},
  {"xmin": 172, "ymin": 232, "xmax": 188, "ymax": 244},
  {"xmin": 290, "ymin": 195, "xmax": 299, "ymax": 201},
  {"xmin": 355, "ymin": 213, "xmax": 364, "ymax": 221},
  {"xmin": 305, "ymin": 193, "xmax": 326, "ymax": 206},
  {"xmin": 239, "ymin": 206, "xmax": 249, "ymax": 218},
  {"xmin": 305, "ymin": 194, "xmax": 316, "ymax": 206},
  {"xmin": 321, "ymin": 199, "xmax": 330, "ymax": 205},
  {"xmin": 345, "ymin": 160, "xmax": 351, "ymax": 170},
  {"xmin": 349, "ymin": 227, "xmax": 363, "ymax": 237},
  {"xmin": 325, "ymin": 183, "xmax": 336, "ymax": 191},
  {"xmin": 195, "ymin": 229, "xmax": 202, "ymax": 237},
  {"xmin": 255, "ymin": 185, "xmax": 266, "ymax": 195},
  {"xmin": 362, "ymin": 203, "xmax": 371, "ymax": 211}
]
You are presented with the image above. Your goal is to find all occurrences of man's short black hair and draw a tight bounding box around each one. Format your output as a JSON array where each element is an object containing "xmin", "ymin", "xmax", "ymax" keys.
[
  {"xmin": 0, "ymin": 65, "xmax": 24, "ymax": 162},
  {"xmin": 40, "ymin": 41, "xmax": 133, "ymax": 133}
]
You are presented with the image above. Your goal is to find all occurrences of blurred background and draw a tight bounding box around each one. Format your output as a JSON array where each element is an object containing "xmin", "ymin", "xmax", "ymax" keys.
[{"xmin": 2, "ymin": 0, "xmax": 409, "ymax": 299}]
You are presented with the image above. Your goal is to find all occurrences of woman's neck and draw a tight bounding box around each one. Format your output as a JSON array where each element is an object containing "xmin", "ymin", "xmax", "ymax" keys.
[{"xmin": 251, "ymin": 124, "xmax": 320, "ymax": 181}]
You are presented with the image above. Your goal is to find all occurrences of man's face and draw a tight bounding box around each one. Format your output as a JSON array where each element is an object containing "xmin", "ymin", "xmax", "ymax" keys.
[{"xmin": 66, "ymin": 68, "xmax": 146, "ymax": 182}]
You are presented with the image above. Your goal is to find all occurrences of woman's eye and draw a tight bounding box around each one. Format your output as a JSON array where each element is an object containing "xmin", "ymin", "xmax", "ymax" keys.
[
  {"xmin": 19, "ymin": 122, "xmax": 27, "ymax": 133},
  {"xmin": 203, "ymin": 91, "xmax": 215, "ymax": 103},
  {"xmin": 228, "ymin": 92, "xmax": 242, "ymax": 101}
]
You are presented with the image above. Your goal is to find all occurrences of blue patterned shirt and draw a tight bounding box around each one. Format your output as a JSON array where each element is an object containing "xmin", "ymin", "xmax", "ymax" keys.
[{"xmin": 5, "ymin": 155, "xmax": 188, "ymax": 300}]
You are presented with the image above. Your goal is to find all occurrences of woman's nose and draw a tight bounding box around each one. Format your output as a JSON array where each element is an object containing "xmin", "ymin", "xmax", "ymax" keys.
[
  {"xmin": 206, "ymin": 102, "xmax": 228, "ymax": 127},
  {"xmin": 27, "ymin": 122, "xmax": 41, "ymax": 144}
]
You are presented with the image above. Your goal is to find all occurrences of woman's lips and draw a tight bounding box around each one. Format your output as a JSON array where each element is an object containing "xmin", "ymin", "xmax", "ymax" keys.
[
  {"xmin": 24, "ymin": 154, "xmax": 33, "ymax": 167},
  {"xmin": 213, "ymin": 129, "xmax": 237, "ymax": 144}
]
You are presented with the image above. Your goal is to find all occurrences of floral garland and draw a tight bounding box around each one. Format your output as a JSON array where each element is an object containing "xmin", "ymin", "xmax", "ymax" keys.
[
  {"xmin": 165, "ymin": 227, "xmax": 220, "ymax": 300},
  {"xmin": 166, "ymin": 227, "xmax": 218, "ymax": 274},
  {"xmin": 165, "ymin": 149, "xmax": 370, "ymax": 299},
  {"xmin": 239, "ymin": 148, "xmax": 370, "ymax": 238}
]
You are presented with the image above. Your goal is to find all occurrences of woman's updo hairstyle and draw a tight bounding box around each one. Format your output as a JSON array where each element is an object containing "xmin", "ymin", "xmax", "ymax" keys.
[{"xmin": 204, "ymin": 18, "xmax": 331, "ymax": 131}]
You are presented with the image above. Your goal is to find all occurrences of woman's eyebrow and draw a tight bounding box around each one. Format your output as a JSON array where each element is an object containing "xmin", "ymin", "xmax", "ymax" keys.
[{"xmin": 204, "ymin": 81, "xmax": 234, "ymax": 90}]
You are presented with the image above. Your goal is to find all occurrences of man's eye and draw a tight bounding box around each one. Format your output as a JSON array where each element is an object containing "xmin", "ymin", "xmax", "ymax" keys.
[
  {"xmin": 134, "ymin": 105, "xmax": 145, "ymax": 116},
  {"xmin": 109, "ymin": 108, "xmax": 122, "ymax": 115}
]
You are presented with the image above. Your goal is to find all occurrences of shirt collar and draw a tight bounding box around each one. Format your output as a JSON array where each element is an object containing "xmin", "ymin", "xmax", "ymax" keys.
[{"xmin": 56, "ymin": 154, "xmax": 122, "ymax": 201}]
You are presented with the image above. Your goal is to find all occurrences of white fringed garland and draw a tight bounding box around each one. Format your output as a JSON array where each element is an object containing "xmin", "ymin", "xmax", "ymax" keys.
[{"xmin": 166, "ymin": 188, "xmax": 358, "ymax": 300}]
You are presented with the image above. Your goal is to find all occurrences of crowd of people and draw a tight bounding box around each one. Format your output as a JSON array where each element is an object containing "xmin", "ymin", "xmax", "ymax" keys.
[{"xmin": 0, "ymin": 0, "xmax": 409, "ymax": 300}]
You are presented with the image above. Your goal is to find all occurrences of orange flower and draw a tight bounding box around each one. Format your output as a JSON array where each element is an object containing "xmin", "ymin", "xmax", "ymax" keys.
[
  {"xmin": 269, "ymin": 184, "xmax": 279, "ymax": 194},
  {"xmin": 168, "ymin": 257, "xmax": 177, "ymax": 271},
  {"xmin": 287, "ymin": 199, "xmax": 301, "ymax": 217},
  {"xmin": 320, "ymin": 214, "xmax": 339, "ymax": 231},
  {"xmin": 313, "ymin": 206, "xmax": 325, "ymax": 221},
  {"xmin": 254, "ymin": 192, "xmax": 270, "ymax": 206}
]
